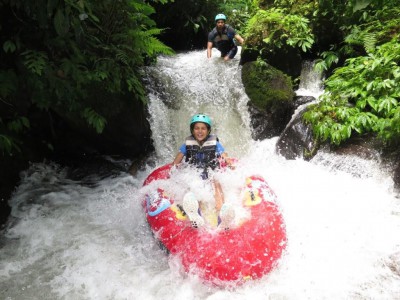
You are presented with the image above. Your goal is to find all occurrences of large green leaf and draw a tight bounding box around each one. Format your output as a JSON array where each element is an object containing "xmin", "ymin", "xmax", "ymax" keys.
[
  {"xmin": 353, "ymin": 0, "xmax": 372, "ymax": 12},
  {"xmin": 54, "ymin": 9, "xmax": 69, "ymax": 36}
]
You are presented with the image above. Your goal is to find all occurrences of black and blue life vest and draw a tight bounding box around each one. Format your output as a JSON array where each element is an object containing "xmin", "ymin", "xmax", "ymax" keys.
[
  {"xmin": 185, "ymin": 134, "xmax": 220, "ymax": 173},
  {"xmin": 208, "ymin": 25, "xmax": 236, "ymax": 54}
]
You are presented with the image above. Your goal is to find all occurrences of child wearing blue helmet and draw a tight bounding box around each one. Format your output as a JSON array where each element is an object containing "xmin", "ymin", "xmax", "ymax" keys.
[
  {"xmin": 172, "ymin": 113, "xmax": 234, "ymax": 229},
  {"xmin": 207, "ymin": 13, "xmax": 244, "ymax": 61}
]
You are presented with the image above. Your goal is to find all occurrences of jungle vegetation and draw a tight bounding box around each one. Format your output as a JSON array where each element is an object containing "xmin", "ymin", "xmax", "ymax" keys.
[
  {"xmin": 233, "ymin": 0, "xmax": 400, "ymax": 147},
  {"xmin": 0, "ymin": 0, "xmax": 173, "ymax": 155},
  {"xmin": 1, "ymin": 0, "xmax": 399, "ymax": 156},
  {"xmin": 302, "ymin": 2, "xmax": 400, "ymax": 146}
]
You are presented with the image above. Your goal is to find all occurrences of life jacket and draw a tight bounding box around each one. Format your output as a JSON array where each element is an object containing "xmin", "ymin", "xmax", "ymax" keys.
[
  {"xmin": 185, "ymin": 134, "xmax": 219, "ymax": 171},
  {"xmin": 209, "ymin": 25, "xmax": 236, "ymax": 53}
]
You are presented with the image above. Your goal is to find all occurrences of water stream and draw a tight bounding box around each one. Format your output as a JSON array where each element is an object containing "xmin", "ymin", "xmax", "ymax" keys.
[{"xmin": 1, "ymin": 49, "xmax": 399, "ymax": 300}]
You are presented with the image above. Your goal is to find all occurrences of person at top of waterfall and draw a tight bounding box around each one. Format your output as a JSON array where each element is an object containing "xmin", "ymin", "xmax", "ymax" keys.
[
  {"xmin": 207, "ymin": 13, "xmax": 244, "ymax": 61},
  {"xmin": 172, "ymin": 113, "xmax": 235, "ymax": 229}
]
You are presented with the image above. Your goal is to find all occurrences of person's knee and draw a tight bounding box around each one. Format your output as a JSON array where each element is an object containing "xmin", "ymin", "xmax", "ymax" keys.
[
  {"xmin": 227, "ymin": 47, "xmax": 238, "ymax": 59},
  {"xmin": 228, "ymin": 52, "xmax": 236, "ymax": 59},
  {"xmin": 213, "ymin": 179, "xmax": 222, "ymax": 188}
]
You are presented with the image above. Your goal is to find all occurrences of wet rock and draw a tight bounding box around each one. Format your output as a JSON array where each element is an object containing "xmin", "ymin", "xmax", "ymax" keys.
[
  {"xmin": 388, "ymin": 252, "xmax": 400, "ymax": 276},
  {"xmin": 276, "ymin": 106, "xmax": 317, "ymax": 160},
  {"xmin": 294, "ymin": 95, "xmax": 316, "ymax": 108},
  {"xmin": 242, "ymin": 61, "xmax": 295, "ymax": 140},
  {"xmin": 247, "ymin": 103, "xmax": 287, "ymax": 140},
  {"xmin": 381, "ymin": 147, "xmax": 400, "ymax": 190},
  {"xmin": 241, "ymin": 46, "xmax": 303, "ymax": 79},
  {"xmin": 331, "ymin": 136, "xmax": 382, "ymax": 161},
  {"xmin": 394, "ymin": 163, "xmax": 400, "ymax": 190}
]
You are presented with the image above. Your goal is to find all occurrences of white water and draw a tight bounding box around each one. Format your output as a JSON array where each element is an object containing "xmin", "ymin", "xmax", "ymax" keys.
[
  {"xmin": 1, "ymin": 49, "xmax": 400, "ymax": 300},
  {"xmin": 295, "ymin": 60, "xmax": 324, "ymax": 98}
]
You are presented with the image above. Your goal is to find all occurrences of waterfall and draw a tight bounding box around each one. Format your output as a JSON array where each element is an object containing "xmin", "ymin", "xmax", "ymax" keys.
[
  {"xmin": 296, "ymin": 60, "xmax": 324, "ymax": 98},
  {"xmin": 144, "ymin": 49, "xmax": 253, "ymax": 163},
  {"xmin": 1, "ymin": 49, "xmax": 399, "ymax": 300}
]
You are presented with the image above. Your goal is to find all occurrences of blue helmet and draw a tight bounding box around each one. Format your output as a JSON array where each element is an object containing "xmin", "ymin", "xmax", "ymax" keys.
[
  {"xmin": 190, "ymin": 114, "xmax": 212, "ymax": 132},
  {"xmin": 215, "ymin": 13, "xmax": 226, "ymax": 22}
]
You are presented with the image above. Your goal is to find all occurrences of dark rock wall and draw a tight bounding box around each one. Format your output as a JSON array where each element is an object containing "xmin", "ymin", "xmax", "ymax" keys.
[{"xmin": 0, "ymin": 93, "xmax": 153, "ymax": 227}]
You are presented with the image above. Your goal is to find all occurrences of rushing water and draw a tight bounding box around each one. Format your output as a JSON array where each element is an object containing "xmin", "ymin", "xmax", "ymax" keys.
[
  {"xmin": 1, "ymin": 49, "xmax": 400, "ymax": 300},
  {"xmin": 295, "ymin": 60, "xmax": 324, "ymax": 98}
]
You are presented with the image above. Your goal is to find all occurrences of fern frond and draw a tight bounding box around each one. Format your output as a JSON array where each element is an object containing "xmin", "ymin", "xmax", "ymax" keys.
[
  {"xmin": 115, "ymin": 50, "xmax": 130, "ymax": 66},
  {"xmin": 21, "ymin": 50, "xmax": 48, "ymax": 75},
  {"xmin": 143, "ymin": 36, "xmax": 174, "ymax": 56},
  {"xmin": 82, "ymin": 108, "xmax": 107, "ymax": 133},
  {"xmin": 344, "ymin": 26, "xmax": 364, "ymax": 46},
  {"xmin": 363, "ymin": 32, "xmax": 376, "ymax": 53}
]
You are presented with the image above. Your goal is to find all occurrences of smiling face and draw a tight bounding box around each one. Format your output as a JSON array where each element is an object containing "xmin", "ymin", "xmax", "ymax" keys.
[{"xmin": 192, "ymin": 122, "xmax": 210, "ymax": 143}]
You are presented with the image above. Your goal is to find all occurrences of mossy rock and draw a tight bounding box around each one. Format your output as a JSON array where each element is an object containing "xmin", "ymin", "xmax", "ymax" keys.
[{"xmin": 242, "ymin": 60, "xmax": 295, "ymax": 113}]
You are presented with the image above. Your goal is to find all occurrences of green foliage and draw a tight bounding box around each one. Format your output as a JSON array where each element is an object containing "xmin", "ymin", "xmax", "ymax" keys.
[
  {"xmin": 82, "ymin": 108, "xmax": 107, "ymax": 134},
  {"xmin": 301, "ymin": 1, "xmax": 400, "ymax": 147},
  {"xmin": 314, "ymin": 51, "xmax": 339, "ymax": 72},
  {"xmin": 3, "ymin": 40, "xmax": 16, "ymax": 53},
  {"xmin": 0, "ymin": 116, "xmax": 29, "ymax": 155},
  {"xmin": 7, "ymin": 116, "xmax": 30, "ymax": 133},
  {"xmin": 272, "ymin": 0, "xmax": 316, "ymax": 17},
  {"xmin": 304, "ymin": 38, "xmax": 400, "ymax": 145},
  {"xmin": 314, "ymin": 2, "xmax": 400, "ymax": 73},
  {"xmin": 244, "ymin": 8, "xmax": 314, "ymax": 54},
  {"xmin": 152, "ymin": 0, "xmax": 219, "ymax": 50},
  {"xmin": 230, "ymin": 0, "xmax": 400, "ymax": 149},
  {"xmin": 242, "ymin": 58, "xmax": 294, "ymax": 111},
  {"xmin": 0, "ymin": 134, "xmax": 21, "ymax": 155},
  {"xmin": 0, "ymin": 0, "xmax": 174, "ymax": 155},
  {"xmin": 21, "ymin": 50, "xmax": 49, "ymax": 76},
  {"xmin": 216, "ymin": 0, "xmax": 257, "ymax": 34}
]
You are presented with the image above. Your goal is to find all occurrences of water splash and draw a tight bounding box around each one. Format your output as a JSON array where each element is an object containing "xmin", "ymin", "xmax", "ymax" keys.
[
  {"xmin": 145, "ymin": 48, "xmax": 252, "ymax": 164},
  {"xmin": 1, "ymin": 50, "xmax": 400, "ymax": 300},
  {"xmin": 296, "ymin": 60, "xmax": 324, "ymax": 98}
]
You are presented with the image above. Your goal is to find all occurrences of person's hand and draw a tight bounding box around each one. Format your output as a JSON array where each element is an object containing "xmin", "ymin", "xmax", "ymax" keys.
[
  {"xmin": 225, "ymin": 157, "xmax": 235, "ymax": 170},
  {"xmin": 169, "ymin": 163, "xmax": 182, "ymax": 175}
]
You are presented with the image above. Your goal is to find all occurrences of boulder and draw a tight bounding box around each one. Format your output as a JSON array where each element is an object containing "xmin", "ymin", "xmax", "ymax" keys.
[
  {"xmin": 241, "ymin": 61, "xmax": 295, "ymax": 140},
  {"xmin": 276, "ymin": 105, "xmax": 317, "ymax": 160},
  {"xmin": 394, "ymin": 162, "xmax": 400, "ymax": 190},
  {"xmin": 276, "ymin": 110, "xmax": 400, "ymax": 191},
  {"xmin": 241, "ymin": 46, "xmax": 303, "ymax": 79}
]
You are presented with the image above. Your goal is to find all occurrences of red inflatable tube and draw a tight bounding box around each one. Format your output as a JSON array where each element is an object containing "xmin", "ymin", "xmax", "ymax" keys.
[{"xmin": 142, "ymin": 163, "xmax": 287, "ymax": 287}]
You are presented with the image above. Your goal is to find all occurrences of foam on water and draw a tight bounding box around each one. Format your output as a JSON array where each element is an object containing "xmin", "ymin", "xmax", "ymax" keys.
[
  {"xmin": 1, "ymin": 146, "xmax": 399, "ymax": 299},
  {"xmin": 1, "ymin": 49, "xmax": 400, "ymax": 299}
]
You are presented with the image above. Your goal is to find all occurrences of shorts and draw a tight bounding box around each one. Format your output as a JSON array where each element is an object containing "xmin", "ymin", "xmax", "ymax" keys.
[
  {"xmin": 200, "ymin": 168, "xmax": 216, "ymax": 180},
  {"xmin": 220, "ymin": 46, "xmax": 238, "ymax": 59}
]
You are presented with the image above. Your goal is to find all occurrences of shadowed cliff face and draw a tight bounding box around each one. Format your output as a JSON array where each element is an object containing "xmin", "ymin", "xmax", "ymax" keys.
[{"xmin": 0, "ymin": 92, "xmax": 153, "ymax": 227}]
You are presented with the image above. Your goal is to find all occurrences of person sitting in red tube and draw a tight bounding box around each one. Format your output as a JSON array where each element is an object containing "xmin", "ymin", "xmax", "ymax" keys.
[{"xmin": 172, "ymin": 113, "xmax": 235, "ymax": 229}]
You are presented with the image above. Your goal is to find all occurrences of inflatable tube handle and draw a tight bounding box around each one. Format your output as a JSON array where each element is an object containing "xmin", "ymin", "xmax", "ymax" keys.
[{"xmin": 146, "ymin": 194, "xmax": 171, "ymax": 217}]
